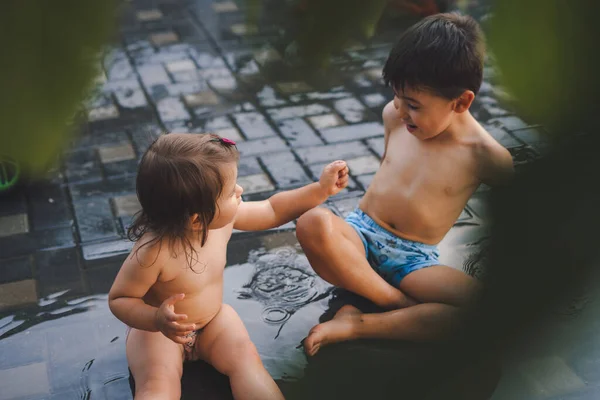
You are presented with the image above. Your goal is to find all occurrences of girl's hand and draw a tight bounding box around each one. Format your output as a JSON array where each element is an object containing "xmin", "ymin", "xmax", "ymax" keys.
[
  {"xmin": 319, "ymin": 160, "xmax": 349, "ymax": 196},
  {"xmin": 155, "ymin": 293, "xmax": 196, "ymax": 345}
]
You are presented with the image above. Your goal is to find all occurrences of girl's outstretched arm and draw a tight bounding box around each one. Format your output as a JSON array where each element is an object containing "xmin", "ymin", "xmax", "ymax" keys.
[{"xmin": 233, "ymin": 160, "xmax": 348, "ymax": 231}]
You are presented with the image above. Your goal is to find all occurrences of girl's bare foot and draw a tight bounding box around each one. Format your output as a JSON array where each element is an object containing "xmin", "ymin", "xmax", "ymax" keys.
[{"xmin": 303, "ymin": 305, "xmax": 363, "ymax": 356}]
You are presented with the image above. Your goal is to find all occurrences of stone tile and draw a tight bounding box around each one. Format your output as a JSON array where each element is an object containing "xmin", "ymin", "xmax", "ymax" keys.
[
  {"xmin": 485, "ymin": 125, "xmax": 522, "ymax": 148},
  {"xmin": 0, "ymin": 362, "xmax": 50, "ymax": 399},
  {"xmin": 332, "ymin": 196, "xmax": 362, "ymax": 218},
  {"xmin": 255, "ymin": 86, "xmax": 287, "ymax": 108},
  {"xmin": 149, "ymin": 81, "xmax": 208, "ymax": 101},
  {"xmin": 35, "ymin": 248, "xmax": 83, "ymax": 297},
  {"xmin": 82, "ymin": 239, "xmax": 133, "ymax": 263},
  {"xmin": 364, "ymin": 67, "xmax": 383, "ymax": 81},
  {"xmin": 184, "ymin": 90, "xmax": 220, "ymax": 107},
  {"xmin": 238, "ymin": 157, "xmax": 263, "ymax": 177},
  {"xmin": 150, "ymin": 31, "xmax": 179, "ymax": 46},
  {"xmin": 275, "ymin": 81, "xmax": 313, "ymax": 95},
  {"xmin": 114, "ymin": 87, "xmax": 148, "ymax": 109},
  {"xmin": 213, "ymin": 1, "xmax": 239, "ymax": 12},
  {"xmin": 289, "ymin": 89, "xmax": 352, "ymax": 103},
  {"xmin": 362, "ymin": 93, "xmax": 387, "ymax": 108},
  {"xmin": 517, "ymin": 356, "xmax": 586, "ymax": 398},
  {"xmin": 87, "ymin": 104, "xmax": 119, "ymax": 121},
  {"xmin": 35, "ymin": 226, "xmax": 76, "ymax": 251},
  {"xmin": 334, "ymin": 97, "xmax": 369, "ymax": 123},
  {"xmin": 73, "ymin": 198, "xmax": 119, "ymax": 242},
  {"xmin": 85, "ymin": 261, "xmax": 122, "ymax": 293},
  {"xmin": 308, "ymin": 113, "xmax": 345, "ymax": 130},
  {"xmin": 512, "ymin": 127, "xmax": 547, "ymax": 146},
  {"xmin": 204, "ymin": 116, "xmax": 234, "ymax": 130},
  {"xmin": 138, "ymin": 64, "xmax": 171, "ymax": 88},
  {"xmin": 356, "ymin": 173, "xmax": 375, "ymax": 190},
  {"xmin": 267, "ymin": 104, "xmax": 331, "ymax": 121},
  {"xmin": 0, "ymin": 213, "xmax": 29, "ymax": 237},
  {"xmin": 28, "ymin": 184, "xmax": 72, "ymax": 231},
  {"xmin": 347, "ymin": 155, "xmax": 380, "ymax": 175},
  {"xmin": 366, "ymin": 137, "xmax": 385, "ymax": 158},
  {"xmin": 130, "ymin": 123, "xmax": 162, "ymax": 156},
  {"xmin": 156, "ymin": 97, "xmax": 191, "ymax": 122},
  {"xmin": 0, "ymin": 329, "xmax": 48, "ymax": 369},
  {"xmin": 171, "ymin": 69, "xmax": 202, "ymax": 82},
  {"xmin": 208, "ymin": 76, "xmax": 242, "ymax": 99},
  {"xmin": 233, "ymin": 112, "xmax": 278, "ymax": 139},
  {"xmin": 508, "ymin": 145, "xmax": 539, "ymax": 167},
  {"xmin": 231, "ymin": 23, "xmax": 258, "ymax": 36},
  {"xmin": 136, "ymin": 9, "xmax": 163, "ymax": 21},
  {"xmin": 236, "ymin": 137, "xmax": 288, "ymax": 157},
  {"xmin": 197, "ymin": 68, "xmax": 233, "ymax": 82},
  {"xmin": 489, "ymin": 115, "xmax": 530, "ymax": 131},
  {"xmin": 65, "ymin": 149, "xmax": 102, "ymax": 183},
  {"xmin": 261, "ymin": 151, "xmax": 312, "ymax": 188},
  {"xmin": 112, "ymin": 194, "xmax": 141, "ymax": 217},
  {"xmin": 277, "ymin": 118, "xmax": 323, "ymax": 147},
  {"xmin": 98, "ymin": 142, "xmax": 136, "ymax": 163},
  {"xmin": 0, "ymin": 191, "xmax": 27, "ymax": 217},
  {"xmin": 295, "ymin": 141, "xmax": 369, "ymax": 165},
  {"xmin": 0, "ymin": 279, "xmax": 37, "ymax": 309},
  {"xmin": 238, "ymin": 173, "xmax": 275, "ymax": 194},
  {"xmin": 166, "ymin": 59, "xmax": 197, "ymax": 73},
  {"xmin": 0, "ymin": 255, "xmax": 32, "ymax": 284},
  {"xmin": 214, "ymin": 127, "xmax": 244, "ymax": 142},
  {"xmin": 105, "ymin": 57, "xmax": 135, "ymax": 81},
  {"xmin": 321, "ymin": 122, "xmax": 384, "ymax": 143},
  {"xmin": 254, "ymin": 46, "xmax": 282, "ymax": 66},
  {"xmin": 192, "ymin": 51, "xmax": 227, "ymax": 69}
]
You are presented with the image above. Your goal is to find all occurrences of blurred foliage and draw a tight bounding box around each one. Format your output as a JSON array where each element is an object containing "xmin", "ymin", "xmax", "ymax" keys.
[
  {"xmin": 0, "ymin": 0, "xmax": 116, "ymax": 178},
  {"xmin": 243, "ymin": 0, "xmax": 450, "ymax": 68},
  {"xmin": 488, "ymin": 0, "xmax": 600, "ymax": 134}
]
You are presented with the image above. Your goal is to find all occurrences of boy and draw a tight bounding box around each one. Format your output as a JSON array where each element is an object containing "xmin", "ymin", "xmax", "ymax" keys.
[{"xmin": 296, "ymin": 13, "xmax": 514, "ymax": 356}]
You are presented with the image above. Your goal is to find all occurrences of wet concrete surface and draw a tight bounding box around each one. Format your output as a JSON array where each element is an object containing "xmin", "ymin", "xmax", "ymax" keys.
[{"xmin": 1, "ymin": 0, "xmax": 600, "ymax": 399}]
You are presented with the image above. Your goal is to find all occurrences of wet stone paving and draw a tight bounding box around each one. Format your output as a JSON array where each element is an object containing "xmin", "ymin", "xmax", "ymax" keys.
[{"xmin": 1, "ymin": 0, "xmax": 599, "ymax": 399}]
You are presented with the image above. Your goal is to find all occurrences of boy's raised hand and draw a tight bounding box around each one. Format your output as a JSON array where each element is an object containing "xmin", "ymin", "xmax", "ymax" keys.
[
  {"xmin": 155, "ymin": 293, "xmax": 196, "ymax": 345},
  {"xmin": 319, "ymin": 160, "xmax": 349, "ymax": 196}
]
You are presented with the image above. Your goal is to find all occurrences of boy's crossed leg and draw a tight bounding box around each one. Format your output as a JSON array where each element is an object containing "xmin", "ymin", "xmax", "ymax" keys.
[
  {"xmin": 127, "ymin": 304, "xmax": 284, "ymax": 400},
  {"xmin": 296, "ymin": 207, "xmax": 482, "ymax": 356}
]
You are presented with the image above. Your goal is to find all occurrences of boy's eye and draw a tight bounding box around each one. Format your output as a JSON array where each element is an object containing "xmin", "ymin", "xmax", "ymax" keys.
[{"xmin": 407, "ymin": 104, "xmax": 419, "ymax": 110}]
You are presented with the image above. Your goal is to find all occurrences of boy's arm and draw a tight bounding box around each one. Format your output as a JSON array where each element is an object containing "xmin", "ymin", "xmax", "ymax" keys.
[
  {"xmin": 234, "ymin": 160, "xmax": 349, "ymax": 231},
  {"xmin": 479, "ymin": 143, "xmax": 515, "ymax": 186},
  {"xmin": 108, "ymin": 248, "xmax": 193, "ymax": 340}
]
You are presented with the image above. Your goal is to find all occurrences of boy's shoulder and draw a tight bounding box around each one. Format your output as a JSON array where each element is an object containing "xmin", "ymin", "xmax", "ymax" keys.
[{"xmin": 382, "ymin": 100, "xmax": 401, "ymax": 126}]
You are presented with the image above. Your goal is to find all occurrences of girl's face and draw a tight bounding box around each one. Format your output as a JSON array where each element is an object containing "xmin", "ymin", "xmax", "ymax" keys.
[{"xmin": 209, "ymin": 162, "xmax": 243, "ymax": 229}]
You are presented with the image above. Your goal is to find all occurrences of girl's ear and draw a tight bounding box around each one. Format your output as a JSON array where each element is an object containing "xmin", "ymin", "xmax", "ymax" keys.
[{"xmin": 190, "ymin": 213, "xmax": 201, "ymax": 229}]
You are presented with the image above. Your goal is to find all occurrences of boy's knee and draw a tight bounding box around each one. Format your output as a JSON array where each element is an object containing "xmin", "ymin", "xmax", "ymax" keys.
[{"xmin": 297, "ymin": 208, "xmax": 333, "ymax": 243}]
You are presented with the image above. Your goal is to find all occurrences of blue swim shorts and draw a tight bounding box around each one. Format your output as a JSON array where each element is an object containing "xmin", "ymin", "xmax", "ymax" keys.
[{"xmin": 345, "ymin": 208, "xmax": 440, "ymax": 286}]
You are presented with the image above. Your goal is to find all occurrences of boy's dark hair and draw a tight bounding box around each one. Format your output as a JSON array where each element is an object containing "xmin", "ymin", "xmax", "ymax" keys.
[
  {"xmin": 128, "ymin": 132, "xmax": 239, "ymax": 270},
  {"xmin": 382, "ymin": 13, "xmax": 485, "ymax": 99}
]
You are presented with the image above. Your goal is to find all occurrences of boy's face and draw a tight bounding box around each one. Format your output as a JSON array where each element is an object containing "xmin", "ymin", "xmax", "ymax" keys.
[{"xmin": 392, "ymin": 86, "xmax": 468, "ymax": 140}]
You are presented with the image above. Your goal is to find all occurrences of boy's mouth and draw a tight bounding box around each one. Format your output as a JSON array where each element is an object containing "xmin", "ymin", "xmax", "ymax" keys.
[{"xmin": 406, "ymin": 123, "xmax": 418, "ymax": 133}]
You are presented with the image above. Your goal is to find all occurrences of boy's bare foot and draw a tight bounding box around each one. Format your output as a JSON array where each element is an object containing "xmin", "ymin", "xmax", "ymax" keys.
[{"xmin": 303, "ymin": 305, "xmax": 363, "ymax": 356}]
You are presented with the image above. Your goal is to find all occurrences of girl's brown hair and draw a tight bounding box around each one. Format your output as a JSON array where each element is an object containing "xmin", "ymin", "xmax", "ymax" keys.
[{"xmin": 128, "ymin": 132, "xmax": 239, "ymax": 269}]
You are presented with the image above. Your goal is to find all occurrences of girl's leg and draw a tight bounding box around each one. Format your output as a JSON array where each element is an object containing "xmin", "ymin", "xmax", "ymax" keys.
[
  {"xmin": 195, "ymin": 304, "xmax": 284, "ymax": 400},
  {"xmin": 126, "ymin": 328, "xmax": 184, "ymax": 400}
]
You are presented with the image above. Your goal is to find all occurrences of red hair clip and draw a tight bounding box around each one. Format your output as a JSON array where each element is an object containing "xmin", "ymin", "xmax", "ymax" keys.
[{"xmin": 210, "ymin": 137, "xmax": 237, "ymax": 146}]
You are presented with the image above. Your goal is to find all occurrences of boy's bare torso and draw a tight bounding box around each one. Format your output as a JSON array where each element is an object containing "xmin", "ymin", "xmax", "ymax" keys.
[
  {"xmin": 360, "ymin": 101, "xmax": 506, "ymax": 245},
  {"xmin": 135, "ymin": 224, "xmax": 234, "ymax": 327}
]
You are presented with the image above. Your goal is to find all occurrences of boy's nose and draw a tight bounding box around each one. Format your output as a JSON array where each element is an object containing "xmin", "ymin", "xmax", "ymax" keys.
[{"xmin": 236, "ymin": 184, "xmax": 244, "ymax": 196}]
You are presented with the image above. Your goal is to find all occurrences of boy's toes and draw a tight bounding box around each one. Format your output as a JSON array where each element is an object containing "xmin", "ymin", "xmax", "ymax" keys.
[{"xmin": 303, "ymin": 326, "xmax": 324, "ymax": 356}]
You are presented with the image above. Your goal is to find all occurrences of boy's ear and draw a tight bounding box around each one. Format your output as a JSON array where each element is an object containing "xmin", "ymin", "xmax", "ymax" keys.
[
  {"xmin": 453, "ymin": 90, "xmax": 475, "ymax": 113},
  {"xmin": 190, "ymin": 213, "xmax": 201, "ymax": 228}
]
